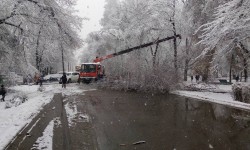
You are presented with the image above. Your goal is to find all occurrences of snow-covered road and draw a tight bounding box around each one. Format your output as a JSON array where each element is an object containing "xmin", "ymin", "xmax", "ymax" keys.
[
  {"xmin": 1, "ymin": 82, "xmax": 250, "ymax": 149},
  {"xmin": 0, "ymin": 84, "xmax": 85, "ymax": 149}
]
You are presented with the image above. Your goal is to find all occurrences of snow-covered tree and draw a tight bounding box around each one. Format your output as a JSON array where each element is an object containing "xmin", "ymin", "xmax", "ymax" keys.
[
  {"xmin": 181, "ymin": 0, "xmax": 230, "ymax": 81},
  {"xmin": 198, "ymin": 0, "xmax": 250, "ymax": 81},
  {"xmin": 0, "ymin": 0, "xmax": 83, "ymax": 75}
]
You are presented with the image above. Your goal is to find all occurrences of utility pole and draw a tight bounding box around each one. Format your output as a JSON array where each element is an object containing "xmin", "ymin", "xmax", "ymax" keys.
[
  {"xmin": 58, "ymin": 25, "xmax": 65, "ymax": 74},
  {"xmin": 61, "ymin": 43, "xmax": 65, "ymax": 73},
  {"xmin": 68, "ymin": 62, "xmax": 70, "ymax": 72}
]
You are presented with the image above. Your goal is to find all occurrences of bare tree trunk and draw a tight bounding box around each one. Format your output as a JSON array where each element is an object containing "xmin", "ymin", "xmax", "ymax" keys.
[
  {"xmin": 200, "ymin": 48, "xmax": 216, "ymax": 82},
  {"xmin": 172, "ymin": 22, "xmax": 177, "ymax": 72},
  {"xmin": 239, "ymin": 42, "xmax": 249, "ymax": 82},
  {"xmin": 152, "ymin": 43, "xmax": 159, "ymax": 67},
  {"xmin": 229, "ymin": 64, "xmax": 232, "ymax": 83},
  {"xmin": 35, "ymin": 28, "xmax": 42, "ymax": 71},
  {"xmin": 184, "ymin": 38, "xmax": 189, "ymax": 81},
  {"xmin": 229, "ymin": 54, "xmax": 234, "ymax": 83},
  {"xmin": 243, "ymin": 57, "xmax": 248, "ymax": 82},
  {"xmin": 170, "ymin": 0, "xmax": 178, "ymax": 73},
  {"xmin": 202, "ymin": 68, "xmax": 209, "ymax": 82}
]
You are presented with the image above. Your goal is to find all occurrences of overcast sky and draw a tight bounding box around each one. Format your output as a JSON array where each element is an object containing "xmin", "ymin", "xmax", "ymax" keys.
[
  {"xmin": 75, "ymin": 0, "xmax": 106, "ymax": 40},
  {"xmin": 74, "ymin": 0, "xmax": 106, "ymax": 64}
]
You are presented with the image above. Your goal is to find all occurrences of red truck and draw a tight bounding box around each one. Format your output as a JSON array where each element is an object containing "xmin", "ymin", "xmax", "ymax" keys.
[{"xmin": 79, "ymin": 63, "xmax": 105, "ymax": 83}]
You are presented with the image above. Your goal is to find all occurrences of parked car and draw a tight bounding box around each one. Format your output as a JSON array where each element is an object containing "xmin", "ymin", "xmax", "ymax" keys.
[
  {"xmin": 57, "ymin": 71, "xmax": 79, "ymax": 83},
  {"xmin": 66, "ymin": 72, "xmax": 79, "ymax": 83},
  {"xmin": 43, "ymin": 74, "xmax": 61, "ymax": 82},
  {"xmin": 57, "ymin": 71, "xmax": 63, "ymax": 74},
  {"xmin": 43, "ymin": 74, "xmax": 52, "ymax": 82}
]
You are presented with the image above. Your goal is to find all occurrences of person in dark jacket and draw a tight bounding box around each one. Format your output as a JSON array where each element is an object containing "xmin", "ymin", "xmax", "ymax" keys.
[
  {"xmin": 235, "ymin": 75, "xmax": 239, "ymax": 82},
  {"xmin": 39, "ymin": 74, "xmax": 44, "ymax": 87},
  {"xmin": 195, "ymin": 75, "xmax": 200, "ymax": 82},
  {"xmin": 0, "ymin": 85, "xmax": 6, "ymax": 102},
  {"xmin": 34, "ymin": 72, "xmax": 40, "ymax": 85},
  {"xmin": 61, "ymin": 73, "xmax": 67, "ymax": 88}
]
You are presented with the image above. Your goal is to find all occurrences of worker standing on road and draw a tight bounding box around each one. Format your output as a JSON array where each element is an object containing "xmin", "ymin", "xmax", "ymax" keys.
[
  {"xmin": 39, "ymin": 76, "xmax": 43, "ymax": 86},
  {"xmin": 191, "ymin": 75, "xmax": 193, "ymax": 82},
  {"xmin": 27, "ymin": 74, "xmax": 32, "ymax": 85},
  {"xmin": 34, "ymin": 72, "xmax": 40, "ymax": 85},
  {"xmin": 0, "ymin": 85, "xmax": 6, "ymax": 102},
  {"xmin": 235, "ymin": 75, "xmax": 239, "ymax": 82},
  {"xmin": 61, "ymin": 73, "xmax": 67, "ymax": 88},
  {"xmin": 195, "ymin": 75, "xmax": 200, "ymax": 83}
]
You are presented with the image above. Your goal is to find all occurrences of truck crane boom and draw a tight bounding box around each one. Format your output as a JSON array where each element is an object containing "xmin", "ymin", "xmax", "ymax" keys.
[{"xmin": 93, "ymin": 34, "xmax": 181, "ymax": 63}]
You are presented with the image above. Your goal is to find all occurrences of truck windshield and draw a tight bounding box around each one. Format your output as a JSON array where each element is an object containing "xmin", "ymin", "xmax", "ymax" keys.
[{"xmin": 81, "ymin": 64, "xmax": 96, "ymax": 73}]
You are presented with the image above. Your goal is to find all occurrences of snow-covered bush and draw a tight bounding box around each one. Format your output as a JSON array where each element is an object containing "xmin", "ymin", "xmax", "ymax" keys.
[
  {"xmin": 232, "ymin": 83, "xmax": 242, "ymax": 102},
  {"xmin": 100, "ymin": 62, "xmax": 179, "ymax": 93},
  {"xmin": 242, "ymin": 85, "xmax": 250, "ymax": 103},
  {"xmin": 232, "ymin": 83, "xmax": 250, "ymax": 103},
  {"xmin": 184, "ymin": 83, "xmax": 216, "ymax": 92}
]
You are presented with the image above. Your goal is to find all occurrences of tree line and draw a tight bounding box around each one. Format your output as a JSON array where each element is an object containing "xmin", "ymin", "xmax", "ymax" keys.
[{"xmin": 80, "ymin": 0, "xmax": 250, "ymax": 92}]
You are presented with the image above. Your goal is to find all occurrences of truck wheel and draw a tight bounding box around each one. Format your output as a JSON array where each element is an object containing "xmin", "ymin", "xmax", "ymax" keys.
[{"xmin": 82, "ymin": 79, "xmax": 90, "ymax": 84}]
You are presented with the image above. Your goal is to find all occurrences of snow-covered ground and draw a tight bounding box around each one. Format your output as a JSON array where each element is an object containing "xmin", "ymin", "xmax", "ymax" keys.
[
  {"xmin": 0, "ymin": 84, "xmax": 86, "ymax": 149},
  {"xmin": 173, "ymin": 81, "xmax": 250, "ymax": 111},
  {"xmin": 65, "ymin": 101, "xmax": 78, "ymax": 127},
  {"xmin": 32, "ymin": 119, "xmax": 54, "ymax": 150},
  {"xmin": 64, "ymin": 99, "xmax": 91, "ymax": 128}
]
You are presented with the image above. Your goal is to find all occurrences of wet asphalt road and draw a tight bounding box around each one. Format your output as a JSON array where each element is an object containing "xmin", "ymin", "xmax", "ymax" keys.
[
  {"xmin": 5, "ymin": 84, "xmax": 250, "ymax": 150},
  {"xmin": 81, "ymin": 89, "xmax": 250, "ymax": 150}
]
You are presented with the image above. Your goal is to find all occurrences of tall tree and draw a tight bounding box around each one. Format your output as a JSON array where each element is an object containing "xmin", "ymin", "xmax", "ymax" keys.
[
  {"xmin": 0, "ymin": 0, "xmax": 83, "ymax": 75},
  {"xmin": 198, "ymin": 0, "xmax": 250, "ymax": 81}
]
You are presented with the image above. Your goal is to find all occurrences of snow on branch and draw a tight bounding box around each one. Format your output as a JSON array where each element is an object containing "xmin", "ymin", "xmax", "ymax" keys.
[{"xmin": 197, "ymin": 0, "xmax": 250, "ymax": 60}]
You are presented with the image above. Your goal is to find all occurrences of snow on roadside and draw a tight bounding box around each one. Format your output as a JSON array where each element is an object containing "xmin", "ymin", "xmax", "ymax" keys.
[
  {"xmin": 64, "ymin": 102, "xmax": 90, "ymax": 127},
  {"xmin": 0, "ymin": 84, "xmax": 85, "ymax": 149},
  {"xmin": 172, "ymin": 90, "xmax": 250, "ymax": 111},
  {"xmin": 65, "ymin": 102, "xmax": 78, "ymax": 127},
  {"xmin": 32, "ymin": 119, "xmax": 54, "ymax": 150}
]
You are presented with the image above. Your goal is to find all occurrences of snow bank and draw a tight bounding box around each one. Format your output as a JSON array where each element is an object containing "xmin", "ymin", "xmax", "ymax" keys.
[
  {"xmin": 0, "ymin": 84, "xmax": 85, "ymax": 149},
  {"xmin": 173, "ymin": 83, "xmax": 250, "ymax": 111},
  {"xmin": 232, "ymin": 83, "xmax": 250, "ymax": 103},
  {"xmin": 65, "ymin": 102, "xmax": 78, "ymax": 127}
]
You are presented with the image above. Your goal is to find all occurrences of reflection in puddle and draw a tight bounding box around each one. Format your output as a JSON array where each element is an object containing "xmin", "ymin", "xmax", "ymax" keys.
[{"xmin": 89, "ymin": 91, "xmax": 250, "ymax": 150}]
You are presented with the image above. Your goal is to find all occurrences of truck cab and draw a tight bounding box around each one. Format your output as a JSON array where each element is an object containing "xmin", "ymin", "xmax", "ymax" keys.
[{"xmin": 79, "ymin": 63, "xmax": 105, "ymax": 83}]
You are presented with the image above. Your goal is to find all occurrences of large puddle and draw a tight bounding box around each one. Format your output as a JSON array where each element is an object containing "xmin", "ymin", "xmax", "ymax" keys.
[{"xmin": 85, "ymin": 90, "xmax": 250, "ymax": 150}]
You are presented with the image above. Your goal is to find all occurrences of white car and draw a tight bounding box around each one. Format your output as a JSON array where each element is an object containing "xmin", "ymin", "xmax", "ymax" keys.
[
  {"xmin": 44, "ymin": 74, "xmax": 61, "ymax": 82},
  {"xmin": 66, "ymin": 72, "xmax": 79, "ymax": 83}
]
